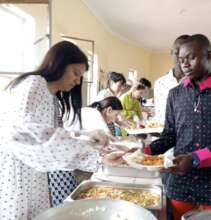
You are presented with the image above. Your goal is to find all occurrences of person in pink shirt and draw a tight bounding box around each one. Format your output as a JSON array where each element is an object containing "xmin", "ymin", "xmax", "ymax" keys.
[{"xmin": 144, "ymin": 34, "xmax": 211, "ymax": 220}]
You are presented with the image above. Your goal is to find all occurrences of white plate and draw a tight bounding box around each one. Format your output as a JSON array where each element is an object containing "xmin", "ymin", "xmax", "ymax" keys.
[
  {"xmin": 111, "ymin": 140, "xmax": 143, "ymax": 149},
  {"xmin": 34, "ymin": 199, "xmax": 157, "ymax": 220},
  {"xmin": 125, "ymin": 127, "xmax": 163, "ymax": 135}
]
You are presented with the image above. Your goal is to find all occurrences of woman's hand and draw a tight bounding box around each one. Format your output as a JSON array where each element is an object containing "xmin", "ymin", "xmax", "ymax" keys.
[
  {"xmin": 102, "ymin": 147, "xmax": 141, "ymax": 166},
  {"xmin": 102, "ymin": 144, "xmax": 128, "ymax": 154},
  {"xmin": 161, "ymin": 154, "xmax": 193, "ymax": 175},
  {"xmin": 116, "ymin": 115, "xmax": 133, "ymax": 129},
  {"xmin": 86, "ymin": 129, "xmax": 115, "ymax": 148},
  {"xmin": 117, "ymin": 119, "xmax": 132, "ymax": 129},
  {"xmin": 103, "ymin": 151, "xmax": 126, "ymax": 166}
]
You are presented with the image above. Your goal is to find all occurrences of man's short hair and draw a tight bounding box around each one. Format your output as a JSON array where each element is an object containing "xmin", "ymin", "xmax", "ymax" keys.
[
  {"xmin": 183, "ymin": 34, "xmax": 211, "ymax": 51},
  {"xmin": 173, "ymin": 35, "xmax": 190, "ymax": 48}
]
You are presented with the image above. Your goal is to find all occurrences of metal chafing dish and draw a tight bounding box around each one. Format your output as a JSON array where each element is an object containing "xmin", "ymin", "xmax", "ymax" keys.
[
  {"xmin": 66, "ymin": 180, "xmax": 163, "ymax": 210},
  {"xmin": 34, "ymin": 199, "xmax": 157, "ymax": 220},
  {"xmin": 102, "ymin": 164, "xmax": 160, "ymax": 178}
]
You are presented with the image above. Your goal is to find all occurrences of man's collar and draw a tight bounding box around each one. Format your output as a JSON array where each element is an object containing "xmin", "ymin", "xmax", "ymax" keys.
[{"xmin": 183, "ymin": 75, "xmax": 211, "ymax": 91}]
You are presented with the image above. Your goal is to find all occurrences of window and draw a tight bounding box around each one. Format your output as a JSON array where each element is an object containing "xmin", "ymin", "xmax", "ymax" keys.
[
  {"xmin": 128, "ymin": 69, "xmax": 138, "ymax": 82},
  {"xmin": 0, "ymin": 3, "xmax": 50, "ymax": 90},
  {"xmin": 61, "ymin": 35, "xmax": 98, "ymax": 106},
  {"xmin": 0, "ymin": 5, "xmax": 35, "ymax": 73}
]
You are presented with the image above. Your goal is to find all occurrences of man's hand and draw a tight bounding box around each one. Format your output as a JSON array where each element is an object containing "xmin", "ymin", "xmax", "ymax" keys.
[{"xmin": 161, "ymin": 154, "xmax": 193, "ymax": 175}]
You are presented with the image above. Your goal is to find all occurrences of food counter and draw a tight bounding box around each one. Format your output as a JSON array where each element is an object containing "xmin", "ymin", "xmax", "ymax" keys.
[{"xmin": 65, "ymin": 134, "xmax": 167, "ymax": 220}]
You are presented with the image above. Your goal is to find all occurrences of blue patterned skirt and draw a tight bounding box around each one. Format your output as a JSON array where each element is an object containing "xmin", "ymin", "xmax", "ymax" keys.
[{"xmin": 48, "ymin": 171, "xmax": 78, "ymax": 206}]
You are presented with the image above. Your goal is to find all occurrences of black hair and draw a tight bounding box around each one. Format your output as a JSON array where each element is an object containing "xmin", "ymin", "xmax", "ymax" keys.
[
  {"xmin": 182, "ymin": 34, "xmax": 211, "ymax": 52},
  {"xmin": 90, "ymin": 96, "xmax": 123, "ymax": 112},
  {"xmin": 134, "ymin": 84, "xmax": 146, "ymax": 91},
  {"xmin": 107, "ymin": 72, "xmax": 126, "ymax": 88},
  {"xmin": 139, "ymin": 78, "xmax": 152, "ymax": 88},
  {"xmin": 173, "ymin": 35, "xmax": 190, "ymax": 48},
  {"xmin": 6, "ymin": 41, "xmax": 89, "ymax": 126},
  {"xmin": 171, "ymin": 35, "xmax": 190, "ymax": 57}
]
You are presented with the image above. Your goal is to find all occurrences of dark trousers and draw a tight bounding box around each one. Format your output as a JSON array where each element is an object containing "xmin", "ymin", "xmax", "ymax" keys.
[{"xmin": 161, "ymin": 173, "xmax": 174, "ymax": 220}]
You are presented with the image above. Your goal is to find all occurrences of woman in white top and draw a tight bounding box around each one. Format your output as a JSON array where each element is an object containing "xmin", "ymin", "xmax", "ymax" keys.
[
  {"xmin": 95, "ymin": 72, "xmax": 126, "ymax": 137},
  {"xmin": 95, "ymin": 72, "xmax": 126, "ymax": 101},
  {"xmin": 88, "ymin": 96, "xmax": 123, "ymax": 135},
  {"xmin": 62, "ymin": 97, "xmax": 123, "ymax": 205},
  {"xmin": 0, "ymin": 41, "xmax": 112, "ymax": 220},
  {"xmin": 83, "ymin": 96, "xmax": 123, "ymax": 135}
]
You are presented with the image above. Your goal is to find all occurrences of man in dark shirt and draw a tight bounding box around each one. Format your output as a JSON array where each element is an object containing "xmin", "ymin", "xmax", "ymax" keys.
[{"xmin": 145, "ymin": 34, "xmax": 211, "ymax": 220}]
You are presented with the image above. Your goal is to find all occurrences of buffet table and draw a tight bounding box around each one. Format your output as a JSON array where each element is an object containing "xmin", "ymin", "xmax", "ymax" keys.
[{"xmin": 63, "ymin": 130, "xmax": 167, "ymax": 220}]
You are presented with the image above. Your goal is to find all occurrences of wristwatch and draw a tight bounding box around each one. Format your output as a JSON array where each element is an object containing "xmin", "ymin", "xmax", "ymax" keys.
[{"xmin": 191, "ymin": 153, "xmax": 200, "ymax": 168}]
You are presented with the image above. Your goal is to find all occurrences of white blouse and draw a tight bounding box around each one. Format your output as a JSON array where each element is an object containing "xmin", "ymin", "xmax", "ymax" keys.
[
  {"xmin": 154, "ymin": 69, "xmax": 179, "ymax": 124},
  {"xmin": 0, "ymin": 75, "xmax": 99, "ymax": 220},
  {"xmin": 65, "ymin": 107, "xmax": 110, "ymax": 134},
  {"xmin": 95, "ymin": 88, "xmax": 114, "ymax": 101}
]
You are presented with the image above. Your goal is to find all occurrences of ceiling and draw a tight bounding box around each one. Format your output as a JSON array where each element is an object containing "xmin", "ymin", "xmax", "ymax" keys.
[{"xmin": 82, "ymin": 0, "xmax": 211, "ymax": 51}]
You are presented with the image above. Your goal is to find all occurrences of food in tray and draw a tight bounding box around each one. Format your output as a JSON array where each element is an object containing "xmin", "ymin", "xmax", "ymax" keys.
[
  {"xmin": 134, "ymin": 155, "xmax": 164, "ymax": 166},
  {"xmin": 76, "ymin": 186, "xmax": 160, "ymax": 208}
]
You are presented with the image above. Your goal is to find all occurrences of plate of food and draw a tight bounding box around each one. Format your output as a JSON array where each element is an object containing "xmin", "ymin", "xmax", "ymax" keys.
[
  {"xmin": 145, "ymin": 121, "xmax": 164, "ymax": 129},
  {"xmin": 123, "ymin": 149, "xmax": 174, "ymax": 171}
]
